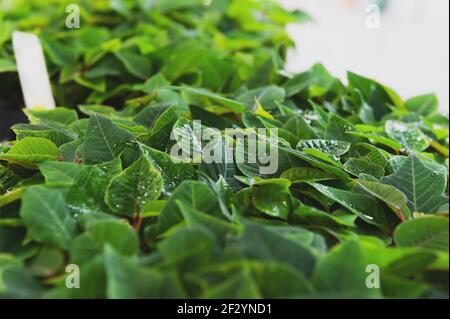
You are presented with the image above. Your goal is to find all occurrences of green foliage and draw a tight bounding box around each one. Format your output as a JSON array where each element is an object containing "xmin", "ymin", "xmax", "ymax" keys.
[{"xmin": 0, "ymin": 0, "xmax": 448, "ymax": 299}]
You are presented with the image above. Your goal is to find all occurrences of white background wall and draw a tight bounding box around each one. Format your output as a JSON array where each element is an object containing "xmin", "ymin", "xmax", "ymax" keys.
[{"xmin": 279, "ymin": 0, "xmax": 449, "ymax": 113}]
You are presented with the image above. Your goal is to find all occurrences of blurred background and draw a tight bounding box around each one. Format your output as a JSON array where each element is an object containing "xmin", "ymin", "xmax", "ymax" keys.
[{"xmin": 278, "ymin": 0, "xmax": 449, "ymax": 113}]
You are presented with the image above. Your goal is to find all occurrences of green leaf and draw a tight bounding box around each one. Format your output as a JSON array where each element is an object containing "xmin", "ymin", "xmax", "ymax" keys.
[
  {"xmin": 313, "ymin": 241, "xmax": 380, "ymax": 298},
  {"xmin": 0, "ymin": 137, "xmax": 60, "ymax": 168},
  {"xmin": 0, "ymin": 59, "xmax": 17, "ymax": 73},
  {"xmin": 385, "ymin": 120, "xmax": 430, "ymax": 152},
  {"xmin": 24, "ymin": 108, "xmax": 78, "ymax": 127},
  {"xmin": 177, "ymin": 200, "xmax": 242, "ymax": 240},
  {"xmin": 325, "ymin": 113, "xmax": 359, "ymax": 142},
  {"xmin": 394, "ymin": 216, "xmax": 449, "ymax": 252},
  {"xmin": 12, "ymin": 124, "xmax": 76, "ymax": 146},
  {"xmin": 41, "ymin": 37, "xmax": 79, "ymax": 66},
  {"xmin": 297, "ymin": 139, "xmax": 351, "ymax": 157},
  {"xmin": 78, "ymin": 105, "xmax": 117, "ymax": 117},
  {"xmin": 158, "ymin": 228, "xmax": 216, "ymax": 271},
  {"xmin": 344, "ymin": 158, "xmax": 385, "ymax": 179},
  {"xmin": 231, "ymin": 222, "xmax": 318, "ymax": 277},
  {"xmin": 198, "ymin": 135, "xmax": 239, "ymax": 187},
  {"xmin": 70, "ymin": 219, "xmax": 139, "ymax": 264},
  {"xmin": 292, "ymin": 204, "xmax": 356, "ymax": 229},
  {"xmin": 0, "ymin": 0, "xmax": 448, "ymax": 299},
  {"xmin": 252, "ymin": 182, "xmax": 291, "ymax": 219},
  {"xmin": 104, "ymin": 245, "xmax": 186, "ymax": 299},
  {"xmin": 346, "ymin": 131, "xmax": 402, "ymax": 152},
  {"xmin": 83, "ymin": 113, "xmax": 134, "ymax": 164},
  {"xmin": 286, "ymin": 149, "xmax": 351, "ymax": 181},
  {"xmin": 180, "ymin": 87, "xmax": 246, "ymax": 113},
  {"xmin": 281, "ymin": 167, "xmax": 338, "ymax": 183},
  {"xmin": 29, "ymin": 248, "xmax": 64, "ymax": 277},
  {"xmin": 115, "ymin": 51, "xmax": 152, "ymax": 80},
  {"xmin": 153, "ymin": 181, "xmax": 220, "ymax": 236},
  {"xmin": 46, "ymin": 159, "xmax": 121, "ymax": 216},
  {"xmin": 147, "ymin": 104, "xmax": 180, "ymax": 151},
  {"xmin": 311, "ymin": 183, "xmax": 392, "ymax": 230},
  {"xmin": 0, "ymin": 266, "xmax": 43, "ymax": 298},
  {"xmin": 141, "ymin": 145, "xmax": 197, "ymax": 193},
  {"xmin": 151, "ymin": 0, "xmax": 205, "ymax": 11},
  {"xmin": 250, "ymin": 260, "xmax": 314, "ymax": 297},
  {"xmin": 140, "ymin": 73, "xmax": 170, "ymax": 94},
  {"xmin": 382, "ymin": 155, "xmax": 448, "ymax": 213},
  {"xmin": 355, "ymin": 180, "xmax": 409, "ymax": 220},
  {"xmin": 236, "ymin": 85, "xmax": 286, "ymax": 110},
  {"xmin": 201, "ymin": 268, "xmax": 261, "ymax": 298},
  {"xmin": 405, "ymin": 93, "xmax": 438, "ymax": 116},
  {"xmin": 282, "ymin": 115, "xmax": 318, "ymax": 140},
  {"xmin": 105, "ymin": 155, "xmax": 164, "ymax": 216},
  {"xmin": 20, "ymin": 186, "xmax": 76, "ymax": 250}
]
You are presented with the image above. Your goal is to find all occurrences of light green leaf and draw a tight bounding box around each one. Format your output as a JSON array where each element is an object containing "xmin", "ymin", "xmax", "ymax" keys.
[
  {"xmin": 0, "ymin": 59, "xmax": 17, "ymax": 73},
  {"xmin": 12, "ymin": 124, "xmax": 76, "ymax": 146},
  {"xmin": 346, "ymin": 131, "xmax": 402, "ymax": 152},
  {"xmin": 0, "ymin": 137, "xmax": 60, "ymax": 168},
  {"xmin": 180, "ymin": 87, "xmax": 246, "ymax": 113},
  {"xmin": 382, "ymin": 154, "xmax": 448, "ymax": 213},
  {"xmin": 24, "ymin": 108, "xmax": 78, "ymax": 127},
  {"xmin": 115, "ymin": 51, "xmax": 152, "ymax": 80},
  {"xmin": 394, "ymin": 216, "xmax": 449, "ymax": 252},
  {"xmin": 405, "ymin": 93, "xmax": 438, "ymax": 116}
]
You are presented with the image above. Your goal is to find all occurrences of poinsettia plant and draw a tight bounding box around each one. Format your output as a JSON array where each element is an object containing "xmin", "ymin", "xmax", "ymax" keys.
[{"xmin": 0, "ymin": 0, "xmax": 448, "ymax": 299}]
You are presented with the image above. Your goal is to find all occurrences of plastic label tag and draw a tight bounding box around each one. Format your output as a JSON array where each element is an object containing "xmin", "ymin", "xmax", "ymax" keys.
[{"xmin": 12, "ymin": 31, "xmax": 55, "ymax": 110}]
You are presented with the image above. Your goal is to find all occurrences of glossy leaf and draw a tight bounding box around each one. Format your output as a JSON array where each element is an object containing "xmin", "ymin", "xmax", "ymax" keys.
[
  {"xmin": 382, "ymin": 155, "xmax": 448, "ymax": 213},
  {"xmin": 105, "ymin": 156, "xmax": 163, "ymax": 216}
]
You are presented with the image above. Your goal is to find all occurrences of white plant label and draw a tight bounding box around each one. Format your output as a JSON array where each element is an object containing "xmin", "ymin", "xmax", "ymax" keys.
[{"xmin": 12, "ymin": 31, "xmax": 56, "ymax": 110}]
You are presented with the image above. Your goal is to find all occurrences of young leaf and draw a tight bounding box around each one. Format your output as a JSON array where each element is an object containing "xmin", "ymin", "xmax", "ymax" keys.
[{"xmin": 0, "ymin": 137, "xmax": 60, "ymax": 168}]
